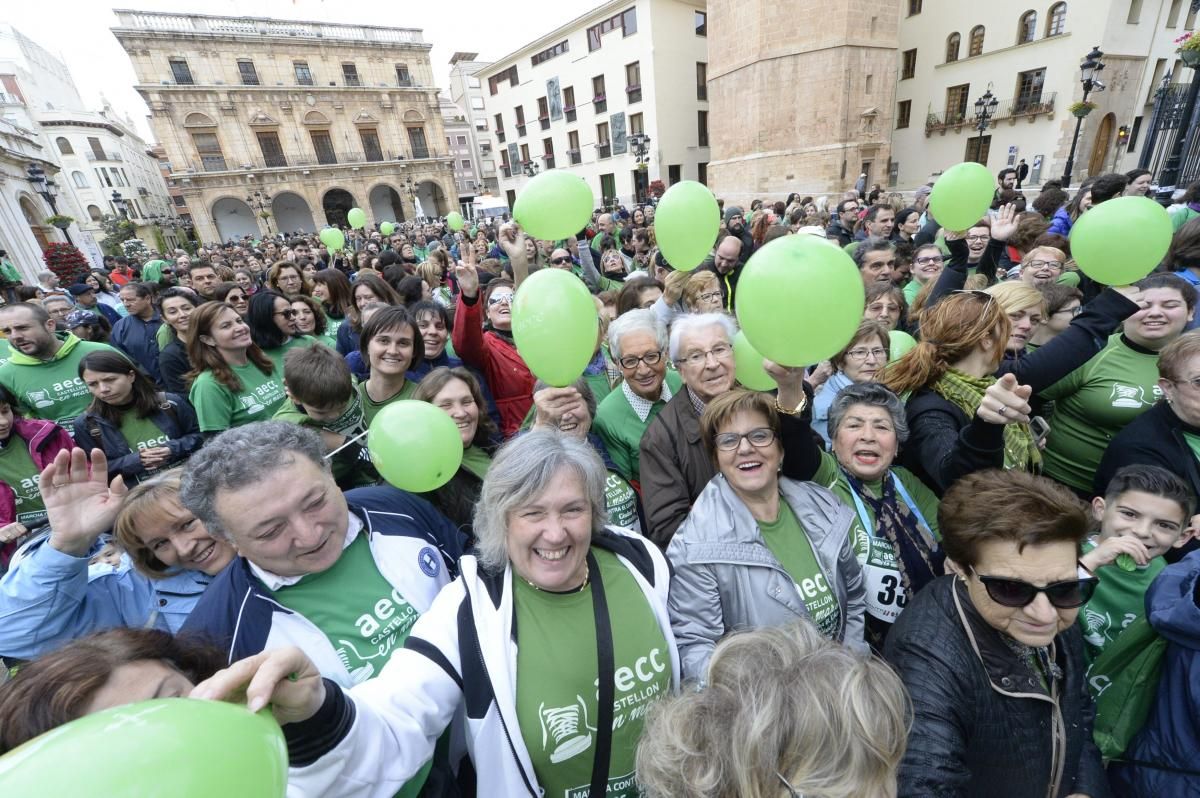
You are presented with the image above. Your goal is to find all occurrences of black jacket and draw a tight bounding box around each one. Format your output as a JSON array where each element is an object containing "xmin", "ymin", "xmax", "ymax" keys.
[
  {"xmin": 826, "ymin": 219, "xmax": 854, "ymax": 247},
  {"xmin": 898, "ymin": 390, "xmax": 1005, "ymax": 496},
  {"xmin": 72, "ymin": 393, "xmax": 203, "ymax": 484},
  {"xmin": 158, "ymin": 337, "xmax": 191, "ymax": 395},
  {"xmin": 1094, "ymin": 400, "xmax": 1200, "ymax": 498},
  {"xmin": 885, "ymin": 576, "xmax": 1109, "ymax": 798}
]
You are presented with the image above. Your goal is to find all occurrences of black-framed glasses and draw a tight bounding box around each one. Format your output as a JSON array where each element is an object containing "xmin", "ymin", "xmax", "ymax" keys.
[
  {"xmin": 714, "ymin": 427, "xmax": 776, "ymax": 451},
  {"xmin": 550, "ymin": 256, "xmax": 573, "ymax": 265},
  {"xmin": 971, "ymin": 567, "xmax": 1098, "ymax": 609},
  {"xmin": 965, "ymin": 234, "xmax": 990, "ymax": 242},
  {"xmin": 618, "ymin": 350, "xmax": 664, "ymax": 370},
  {"xmin": 915, "ymin": 255, "xmax": 944, "ymax": 265},
  {"xmin": 1054, "ymin": 305, "xmax": 1083, "ymax": 317},
  {"xmin": 1027, "ymin": 259, "xmax": 1064, "ymax": 271},
  {"xmin": 274, "ymin": 309, "xmax": 297, "ymax": 318}
]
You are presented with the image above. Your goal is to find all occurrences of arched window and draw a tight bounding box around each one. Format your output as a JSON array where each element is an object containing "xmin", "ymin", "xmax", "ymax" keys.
[
  {"xmin": 1018, "ymin": 10, "xmax": 1037, "ymax": 43},
  {"xmin": 969, "ymin": 25, "xmax": 986, "ymax": 56},
  {"xmin": 1047, "ymin": 2, "xmax": 1067, "ymax": 36},
  {"xmin": 946, "ymin": 32, "xmax": 961, "ymax": 63},
  {"xmin": 87, "ymin": 205, "xmax": 103, "ymax": 221},
  {"xmin": 71, "ymin": 171, "xmax": 88, "ymax": 188},
  {"xmin": 55, "ymin": 137, "xmax": 73, "ymax": 155}
]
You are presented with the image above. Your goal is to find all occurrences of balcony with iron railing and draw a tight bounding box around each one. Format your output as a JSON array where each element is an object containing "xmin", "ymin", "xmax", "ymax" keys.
[
  {"xmin": 113, "ymin": 9, "xmax": 425, "ymax": 44},
  {"xmin": 86, "ymin": 151, "xmax": 123, "ymax": 162},
  {"xmin": 182, "ymin": 148, "xmax": 446, "ymax": 175},
  {"xmin": 925, "ymin": 92, "xmax": 1057, "ymax": 135}
]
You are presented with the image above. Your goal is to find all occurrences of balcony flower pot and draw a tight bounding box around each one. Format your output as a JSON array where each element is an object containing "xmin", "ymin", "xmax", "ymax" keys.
[
  {"xmin": 44, "ymin": 215, "xmax": 75, "ymax": 230},
  {"xmin": 1176, "ymin": 33, "xmax": 1200, "ymax": 67},
  {"xmin": 1068, "ymin": 101, "xmax": 1096, "ymax": 118}
]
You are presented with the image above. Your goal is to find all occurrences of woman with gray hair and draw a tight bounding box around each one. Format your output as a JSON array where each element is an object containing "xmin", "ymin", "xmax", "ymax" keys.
[
  {"xmin": 192, "ymin": 429, "xmax": 678, "ymax": 798},
  {"xmin": 770, "ymin": 372, "xmax": 945, "ymax": 651}
]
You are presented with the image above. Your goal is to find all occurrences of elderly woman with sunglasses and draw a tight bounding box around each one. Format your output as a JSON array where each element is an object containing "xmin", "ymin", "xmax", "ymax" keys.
[{"xmin": 884, "ymin": 469, "xmax": 1107, "ymax": 798}]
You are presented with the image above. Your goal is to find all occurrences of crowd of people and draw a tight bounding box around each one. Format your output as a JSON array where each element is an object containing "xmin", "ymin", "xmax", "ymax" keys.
[{"xmin": 1, "ymin": 166, "xmax": 1200, "ymax": 797}]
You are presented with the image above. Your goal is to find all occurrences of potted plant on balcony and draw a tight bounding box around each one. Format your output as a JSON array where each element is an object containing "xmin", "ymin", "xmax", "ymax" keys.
[
  {"xmin": 1176, "ymin": 32, "xmax": 1200, "ymax": 67},
  {"xmin": 1068, "ymin": 100, "xmax": 1097, "ymax": 118},
  {"xmin": 42, "ymin": 242, "xmax": 89, "ymax": 286},
  {"xmin": 43, "ymin": 214, "xmax": 75, "ymax": 230}
]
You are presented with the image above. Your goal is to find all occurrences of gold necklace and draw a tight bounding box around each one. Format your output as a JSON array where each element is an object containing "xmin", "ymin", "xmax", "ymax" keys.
[{"xmin": 522, "ymin": 562, "xmax": 589, "ymax": 593}]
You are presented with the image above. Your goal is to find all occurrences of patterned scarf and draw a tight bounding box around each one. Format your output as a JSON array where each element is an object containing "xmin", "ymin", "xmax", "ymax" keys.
[
  {"xmin": 843, "ymin": 470, "xmax": 944, "ymax": 598},
  {"xmin": 932, "ymin": 368, "xmax": 1041, "ymax": 472}
]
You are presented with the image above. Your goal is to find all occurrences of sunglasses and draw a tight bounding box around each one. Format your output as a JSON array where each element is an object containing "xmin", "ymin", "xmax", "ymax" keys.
[
  {"xmin": 274, "ymin": 309, "xmax": 298, "ymax": 318},
  {"xmin": 550, "ymin": 256, "xmax": 573, "ymax": 265},
  {"xmin": 971, "ymin": 567, "xmax": 1098, "ymax": 609}
]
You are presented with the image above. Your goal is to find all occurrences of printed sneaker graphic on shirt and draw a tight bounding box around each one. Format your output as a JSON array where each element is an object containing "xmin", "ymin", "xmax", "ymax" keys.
[
  {"xmin": 25, "ymin": 389, "xmax": 54, "ymax": 409},
  {"xmin": 1081, "ymin": 606, "xmax": 1109, "ymax": 648},
  {"xmin": 539, "ymin": 697, "xmax": 595, "ymax": 764},
  {"xmin": 1109, "ymin": 384, "xmax": 1147, "ymax": 409},
  {"xmin": 239, "ymin": 394, "xmax": 266, "ymax": 414}
]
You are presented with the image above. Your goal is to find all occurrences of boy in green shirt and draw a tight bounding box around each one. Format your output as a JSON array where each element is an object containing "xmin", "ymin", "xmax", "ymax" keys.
[
  {"xmin": 273, "ymin": 344, "xmax": 378, "ymax": 489},
  {"xmin": 1078, "ymin": 464, "xmax": 1196, "ymax": 666}
]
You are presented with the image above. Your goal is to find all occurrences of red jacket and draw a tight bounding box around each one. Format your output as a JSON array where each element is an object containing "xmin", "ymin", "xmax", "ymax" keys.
[
  {"xmin": 0, "ymin": 418, "xmax": 76, "ymax": 566},
  {"xmin": 451, "ymin": 292, "xmax": 533, "ymax": 438}
]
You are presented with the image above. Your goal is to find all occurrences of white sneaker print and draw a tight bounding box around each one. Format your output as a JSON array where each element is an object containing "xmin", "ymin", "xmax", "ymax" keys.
[{"xmin": 539, "ymin": 696, "xmax": 594, "ymax": 764}]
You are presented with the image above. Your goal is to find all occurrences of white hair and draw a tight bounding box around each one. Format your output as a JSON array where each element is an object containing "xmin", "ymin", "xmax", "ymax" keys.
[
  {"xmin": 607, "ymin": 308, "xmax": 667, "ymax": 360},
  {"xmin": 668, "ymin": 312, "xmax": 738, "ymax": 362}
]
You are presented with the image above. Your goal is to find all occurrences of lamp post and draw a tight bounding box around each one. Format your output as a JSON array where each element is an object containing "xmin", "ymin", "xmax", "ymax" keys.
[
  {"xmin": 111, "ymin": 190, "xmax": 129, "ymax": 220},
  {"xmin": 26, "ymin": 163, "xmax": 73, "ymax": 245},
  {"xmin": 1156, "ymin": 8, "xmax": 1200, "ymax": 203},
  {"xmin": 522, "ymin": 161, "xmax": 540, "ymax": 178},
  {"xmin": 1062, "ymin": 46, "xmax": 1106, "ymax": 189},
  {"xmin": 245, "ymin": 190, "xmax": 273, "ymax": 234},
  {"xmin": 971, "ymin": 88, "xmax": 999, "ymax": 165}
]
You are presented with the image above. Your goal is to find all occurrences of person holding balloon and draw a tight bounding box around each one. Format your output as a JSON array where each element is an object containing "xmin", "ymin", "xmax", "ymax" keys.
[{"xmin": 190, "ymin": 430, "xmax": 676, "ymax": 798}]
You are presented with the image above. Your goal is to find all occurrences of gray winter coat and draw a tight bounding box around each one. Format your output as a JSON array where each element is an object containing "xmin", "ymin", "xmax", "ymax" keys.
[{"xmin": 667, "ymin": 474, "xmax": 868, "ymax": 681}]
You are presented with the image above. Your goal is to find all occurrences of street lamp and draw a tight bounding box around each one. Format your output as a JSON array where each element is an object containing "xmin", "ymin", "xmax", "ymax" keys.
[
  {"xmin": 971, "ymin": 88, "xmax": 999, "ymax": 165},
  {"xmin": 26, "ymin": 163, "xmax": 73, "ymax": 245},
  {"xmin": 111, "ymin": 190, "xmax": 129, "ymax": 220},
  {"xmin": 245, "ymin": 190, "xmax": 273, "ymax": 233},
  {"xmin": 522, "ymin": 161, "xmax": 540, "ymax": 178},
  {"xmin": 1062, "ymin": 46, "xmax": 1106, "ymax": 188}
]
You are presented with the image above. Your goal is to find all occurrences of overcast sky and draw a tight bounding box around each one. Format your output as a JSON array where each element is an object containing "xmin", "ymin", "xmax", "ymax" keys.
[{"xmin": 7, "ymin": 0, "xmax": 595, "ymax": 141}]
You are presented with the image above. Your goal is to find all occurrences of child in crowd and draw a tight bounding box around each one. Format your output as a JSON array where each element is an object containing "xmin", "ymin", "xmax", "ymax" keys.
[
  {"xmin": 88, "ymin": 540, "xmax": 124, "ymax": 570},
  {"xmin": 272, "ymin": 345, "xmax": 377, "ymax": 489},
  {"xmin": 1078, "ymin": 464, "xmax": 1196, "ymax": 664}
]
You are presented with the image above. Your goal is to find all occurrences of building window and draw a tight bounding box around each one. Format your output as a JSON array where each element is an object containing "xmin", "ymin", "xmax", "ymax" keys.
[
  {"xmin": 966, "ymin": 134, "xmax": 991, "ymax": 165},
  {"xmin": 696, "ymin": 62, "xmax": 707, "ymax": 100},
  {"xmin": 169, "ymin": 58, "xmax": 193, "ymax": 85},
  {"xmin": 698, "ymin": 162, "xmax": 707, "ymax": 186},
  {"xmin": 896, "ymin": 100, "xmax": 912, "ymax": 129},
  {"xmin": 901, "ymin": 49, "xmax": 917, "ymax": 79},
  {"xmin": 543, "ymin": 138, "xmax": 555, "ymax": 169},
  {"xmin": 256, "ymin": 131, "xmax": 287, "ymax": 168},
  {"xmin": 395, "ymin": 63, "xmax": 412, "ymax": 86},
  {"xmin": 1015, "ymin": 68, "xmax": 1046, "ymax": 110},
  {"xmin": 237, "ymin": 60, "xmax": 259, "ymax": 86},
  {"xmin": 519, "ymin": 143, "xmax": 530, "ymax": 165},
  {"xmin": 494, "ymin": 113, "xmax": 505, "ymax": 142},
  {"xmin": 360, "ymin": 129, "xmax": 384, "ymax": 162},
  {"xmin": 946, "ymin": 33, "xmax": 961, "ymax": 62},
  {"xmin": 1046, "ymin": 3, "xmax": 1067, "ymax": 36},
  {"xmin": 968, "ymin": 26, "xmax": 985, "ymax": 56},
  {"xmin": 1128, "ymin": 116, "xmax": 1143, "ymax": 150},
  {"xmin": 946, "ymin": 83, "xmax": 970, "ymax": 124},
  {"xmin": 695, "ymin": 10, "xmax": 707, "ymax": 35},
  {"xmin": 173, "ymin": 195, "xmax": 186, "ymax": 207},
  {"xmin": 341, "ymin": 63, "xmax": 361, "ymax": 87},
  {"xmin": 310, "ymin": 131, "xmax": 337, "ymax": 164},
  {"xmin": 486, "ymin": 65, "xmax": 519, "ymax": 96},
  {"xmin": 564, "ymin": 86, "xmax": 577, "ymax": 122},
  {"xmin": 531, "ymin": 40, "xmax": 568, "ymax": 66},
  {"xmin": 515, "ymin": 106, "xmax": 526, "ymax": 137},
  {"xmin": 457, "ymin": 135, "xmax": 468, "ymax": 147},
  {"xmin": 500, "ymin": 148, "xmax": 511, "ymax": 178},
  {"xmin": 71, "ymin": 170, "xmax": 88, "ymax": 188},
  {"xmin": 587, "ymin": 6, "xmax": 637, "ymax": 51},
  {"xmin": 1017, "ymin": 11, "xmax": 1037, "ymax": 43},
  {"xmin": 191, "ymin": 131, "xmax": 226, "ymax": 171},
  {"xmin": 568, "ymin": 130, "xmax": 581, "ymax": 164},
  {"xmin": 668, "ymin": 164, "xmax": 681, "ymax": 184},
  {"xmin": 698, "ymin": 110, "xmax": 709, "ymax": 147},
  {"xmin": 56, "ymin": 137, "xmax": 73, "ymax": 155},
  {"xmin": 88, "ymin": 205, "xmax": 103, "ymax": 221},
  {"xmin": 294, "ymin": 61, "xmax": 314, "ymax": 86},
  {"xmin": 1168, "ymin": 0, "xmax": 1184, "ymax": 26},
  {"xmin": 408, "ymin": 127, "xmax": 429, "ymax": 159},
  {"xmin": 908, "ymin": 0, "xmax": 922, "ymax": 15},
  {"xmin": 593, "ymin": 75, "xmax": 607, "ymax": 113},
  {"xmin": 1127, "ymin": 0, "xmax": 1143, "ymax": 24},
  {"xmin": 597, "ymin": 122, "xmax": 611, "ymax": 159},
  {"xmin": 629, "ymin": 112, "xmax": 643, "ymax": 135},
  {"xmin": 538, "ymin": 96, "xmax": 550, "ymax": 129},
  {"xmin": 1187, "ymin": 2, "xmax": 1198, "ymax": 27},
  {"xmin": 625, "ymin": 61, "xmax": 641, "ymax": 103}
]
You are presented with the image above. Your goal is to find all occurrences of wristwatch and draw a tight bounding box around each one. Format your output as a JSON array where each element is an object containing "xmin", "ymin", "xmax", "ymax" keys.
[{"xmin": 775, "ymin": 393, "xmax": 807, "ymax": 416}]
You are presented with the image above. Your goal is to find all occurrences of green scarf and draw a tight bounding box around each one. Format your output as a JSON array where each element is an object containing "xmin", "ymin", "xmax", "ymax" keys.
[{"xmin": 932, "ymin": 368, "xmax": 1041, "ymax": 473}]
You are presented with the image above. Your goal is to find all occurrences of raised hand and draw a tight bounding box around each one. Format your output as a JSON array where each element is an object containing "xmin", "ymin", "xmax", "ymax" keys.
[
  {"xmin": 191, "ymin": 646, "xmax": 326, "ymax": 724},
  {"xmin": 763, "ymin": 360, "xmax": 807, "ymax": 408},
  {"xmin": 43, "ymin": 448, "xmax": 128, "ymax": 557},
  {"xmin": 454, "ymin": 260, "xmax": 479, "ymax": 299},
  {"xmin": 976, "ymin": 373, "xmax": 1033, "ymax": 426},
  {"xmin": 989, "ymin": 203, "xmax": 1018, "ymax": 242}
]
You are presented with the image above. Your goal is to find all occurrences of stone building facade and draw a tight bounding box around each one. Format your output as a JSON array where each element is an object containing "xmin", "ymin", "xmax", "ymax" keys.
[
  {"xmin": 111, "ymin": 10, "xmax": 456, "ymax": 243},
  {"xmin": 706, "ymin": 0, "xmax": 900, "ymax": 203}
]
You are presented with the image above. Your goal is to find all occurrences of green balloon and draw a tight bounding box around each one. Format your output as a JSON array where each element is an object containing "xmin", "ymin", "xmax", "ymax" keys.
[
  {"xmin": 513, "ymin": 171, "xmax": 593, "ymax": 241},
  {"xmin": 0, "ymin": 699, "xmax": 286, "ymax": 796},
  {"xmin": 347, "ymin": 207, "xmax": 367, "ymax": 229},
  {"xmin": 1070, "ymin": 196, "xmax": 1172, "ymax": 285},
  {"xmin": 368, "ymin": 400, "xmax": 464, "ymax": 491},
  {"xmin": 512, "ymin": 268, "xmax": 599, "ymax": 387},
  {"xmin": 319, "ymin": 227, "xmax": 345, "ymax": 252},
  {"xmin": 733, "ymin": 331, "xmax": 777, "ymax": 391},
  {"xmin": 379, "ymin": 221, "xmax": 395, "ymax": 236},
  {"xmin": 735, "ymin": 236, "xmax": 865, "ymax": 367},
  {"xmin": 446, "ymin": 212, "xmax": 465, "ymax": 232},
  {"xmin": 888, "ymin": 330, "xmax": 918, "ymax": 360},
  {"xmin": 654, "ymin": 181, "xmax": 720, "ymax": 271},
  {"xmin": 928, "ymin": 162, "xmax": 995, "ymax": 232}
]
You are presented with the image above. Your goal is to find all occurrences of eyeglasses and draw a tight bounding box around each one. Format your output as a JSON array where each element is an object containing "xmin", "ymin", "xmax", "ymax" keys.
[
  {"xmin": 971, "ymin": 567, "xmax": 1098, "ymax": 609},
  {"xmin": 965, "ymin": 234, "xmax": 990, "ymax": 242},
  {"xmin": 676, "ymin": 342, "xmax": 733, "ymax": 367},
  {"xmin": 550, "ymin": 256, "xmax": 573, "ymax": 265},
  {"xmin": 274, "ymin": 309, "xmax": 297, "ymax": 318},
  {"xmin": 487, "ymin": 294, "xmax": 513, "ymax": 307},
  {"xmin": 697, "ymin": 291, "xmax": 723, "ymax": 303},
  {"xmin": 1026, "ymin": 259, "xmax": 1064, "ymax": 271},
  {"xmin": 845, "ymin": 347, "xmax": 887, "ymax": 361},
  {"xmin": 841, "ymin": 206, "xmax": 859, "ymax": 214},
  {"xmin": 618, "ymin": 350, "xmax": 664, "ymax": 370},
  {"xmin": 915, "ymin": 255, "xmax": 944, "ymax": 266},
  {"xmin": 1172, "ymin": 376, "xmax": 1200, "ymax": 390},
  {"xmin": 714, "ymin": 427, "xmax": 776, "ymax": 451}
]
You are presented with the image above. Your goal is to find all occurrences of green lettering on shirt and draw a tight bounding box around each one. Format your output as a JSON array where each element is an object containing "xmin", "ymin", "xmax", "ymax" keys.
[{"xmin": 0, "ymin": 439, "xmax": 45, "ymax": 525}]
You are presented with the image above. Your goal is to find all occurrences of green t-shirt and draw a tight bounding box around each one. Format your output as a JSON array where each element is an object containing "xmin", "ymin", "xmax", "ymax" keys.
[
  {"xmin": 273, "ymin": 533, "xmax": 430, "ymax": 796},
  {"xmin": 594, "ymin": 371, "xmax": 683, "ymax": 484},
  {"xmin": 119, "ymin": 412, "xmax": 171, "ymax": 453},
  {"xmin": 357, "ymin": 379, "xmax": 418, "ymax": 428},
  {"xmin": 0, "ymin": 438, "xmax": 45, "ymax": 525},
  {"xmin": 264, "ymin": 335, "xmax": 318, "ymax": 375},
  {"xmin": 811, "ymin": 452, "xmax": 940, "ymax": 627},
  {"xmin": 1041, "ymin": 335, "xmax": 1164, "ymax": 492},
  {"xmin": 514, "ymin": 548, "xmax": 671, "ymax": 798},
  {"xmin": 1184, "ymin": 431, "xmax": 1200, "ymax": 464},
  {"xmin": 188, "ymin": 361, "xmax": 287, "ymax": 432},
  {"xmin": 758, "ymin": 500, "xmax": 841, "ymax": 639},
  {"xmin": 460, "ymin": 445, "xmax": 492, "ymax": 480},
  {"xmin": 0, "ymin": 339, "xmax": 11, "ymax": 369},
  {"xmin": 1078, "ymin": 539, "xmax": 1167, "ymax": 667},
  {"xmin": 0, "ymin": 337, "xmax": 117, "ymax": 430}
]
